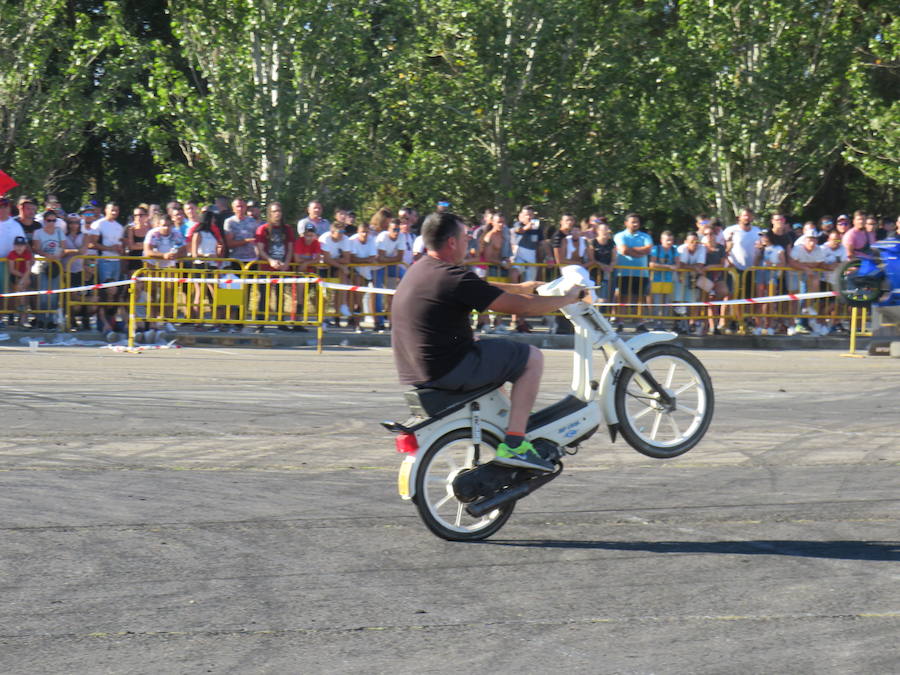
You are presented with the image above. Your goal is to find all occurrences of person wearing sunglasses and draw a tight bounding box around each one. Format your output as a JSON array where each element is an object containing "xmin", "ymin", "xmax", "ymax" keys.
[{"xmin": 31, "ymin": 210, "xmax": 66, "ymax": 328}]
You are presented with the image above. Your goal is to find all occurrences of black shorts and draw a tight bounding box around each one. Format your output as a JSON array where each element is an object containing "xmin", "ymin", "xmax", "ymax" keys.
[
  {"xmin": 617, "ymin": 275, "xmax": 648, "ymax": 297},
  {"xmin": 421, "ymin": 339, "xmax": 530, "ymax": 392}
]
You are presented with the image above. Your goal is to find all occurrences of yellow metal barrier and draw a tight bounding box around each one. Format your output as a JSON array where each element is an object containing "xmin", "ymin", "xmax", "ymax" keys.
[
  {"xmin": 0, "ymin": 256, "xmax": 65, "ymax": 328},
  {"xmin": 1, "ymin": 252, "xmax": 871, "ymax": 340},
  {"xmin": 459, "ymin": 260, "xmax": 744, "ymax": 331},
  {"xmin": 64, "ymin": 255, "xmax": 242, "ymax": 330},
  {"xmin": 315, "ymin": 261, "xmax": 405, "ymax": 327},
  {"xmin": 127, "ymin": 266, "xmax": 324, "ymax": 350},
  {"xmin": 739, "ymin": 266, "xmax": 853, "ymax": 334}
]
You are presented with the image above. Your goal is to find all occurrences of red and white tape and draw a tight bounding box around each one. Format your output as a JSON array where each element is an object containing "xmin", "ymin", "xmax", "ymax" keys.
[
  {"xmin": 133, "ymin": 276, "xmax": 319, "ymax": 285},
  {"xmin": 0, "ymin": 279, "xmax": 133, "ymax": 299},
  {"xmin": 595, "ymin": 289, "xmax": 842, "ymax": 308},
  {"xmin": 4, "ymin": 277, "xmax": 893, "ymax": 306}
]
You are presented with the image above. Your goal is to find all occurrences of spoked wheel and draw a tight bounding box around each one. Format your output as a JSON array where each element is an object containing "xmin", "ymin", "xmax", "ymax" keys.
[
  {"xmin": 837, "ymin": 259, "xmax": 882, "ymax": 308},
  {"xmin": 412, "ymin": 429, "xmax": 514, "ymax": 541},
  {"xmin": 614, "ymin": 343, "xmax": 713, "ymax": 458}
]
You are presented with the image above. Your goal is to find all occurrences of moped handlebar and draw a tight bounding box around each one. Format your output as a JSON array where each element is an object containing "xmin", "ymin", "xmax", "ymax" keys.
[{"xmin": 536, "ymin": 265, "xmax": 596, "ymax": 304}]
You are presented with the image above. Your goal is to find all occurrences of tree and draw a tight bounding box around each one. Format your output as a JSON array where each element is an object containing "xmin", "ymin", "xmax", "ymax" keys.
[
  {"xmin": 843, "ymin": 3, "xmax": 899, "ymax": 189},
  {"xmin": 373, "ymin": 0, "xmax": 674, "ymax": 219},
  {"xmin": 134, "ymin": 0, "xmax": 386, "ymax": 213},
  {"xmin": 651, "ymin": 0, "xmax": 872, "ymax": 222}
]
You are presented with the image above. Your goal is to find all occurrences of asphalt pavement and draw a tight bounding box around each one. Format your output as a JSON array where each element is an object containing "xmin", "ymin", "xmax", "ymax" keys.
[{"xmin": 0, "ymin": 344, "xmax": 897, "ymax": 674}]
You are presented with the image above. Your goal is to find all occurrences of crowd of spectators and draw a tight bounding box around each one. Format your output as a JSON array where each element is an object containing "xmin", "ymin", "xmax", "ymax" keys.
[{"xmin": 1, "ymin": 191, "xmax": 898, "ymax": 337}]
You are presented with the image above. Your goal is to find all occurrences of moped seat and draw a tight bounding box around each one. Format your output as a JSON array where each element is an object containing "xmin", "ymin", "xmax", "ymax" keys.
[{"xmin": 406, "ymin": 382, "xmax": 503, "ymax": 418}]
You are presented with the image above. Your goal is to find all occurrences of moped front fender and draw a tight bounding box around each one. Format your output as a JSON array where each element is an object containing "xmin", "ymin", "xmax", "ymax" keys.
[
  {"xmin": 598, "ymin": 331, "xmax": 677, "ymax": 434},
  {"xmin": 400, "ymin": 416, "xmax": 507, "ymax": 501}
]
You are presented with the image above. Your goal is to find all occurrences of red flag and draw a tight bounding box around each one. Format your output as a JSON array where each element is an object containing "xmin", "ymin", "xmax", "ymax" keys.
[{"xmin": 0, "ymin": 169, "xmax": 18, "ymax": 195}]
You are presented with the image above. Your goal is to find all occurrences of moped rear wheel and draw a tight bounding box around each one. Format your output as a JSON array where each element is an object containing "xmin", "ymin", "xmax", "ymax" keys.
[
  {"xmin": 614, "ymin": 344, "xmax": 713, "ymax": 458},
  {"xmin": 413, "ymin": 429, "xmax": 514, "ymax": 541}
]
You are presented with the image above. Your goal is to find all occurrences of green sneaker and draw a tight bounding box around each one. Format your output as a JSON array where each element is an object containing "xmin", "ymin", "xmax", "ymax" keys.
[{"xmin": 494, "ymin": 440, "xmax": 554, "ymax": 472}]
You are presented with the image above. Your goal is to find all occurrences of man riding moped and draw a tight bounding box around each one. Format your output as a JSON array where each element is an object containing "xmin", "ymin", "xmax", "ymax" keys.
[{"xmin": 391, "ymin": 212, "xmax": 582, "ymax": 473}]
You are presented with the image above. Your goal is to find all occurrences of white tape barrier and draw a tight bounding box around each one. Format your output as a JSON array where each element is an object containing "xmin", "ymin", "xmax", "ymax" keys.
[
  {"xmin": 0, "ymin": 279, "xmax": 133, "ymax": 299},
  {"xmin": 4, "ymin": 276, "xmax": 896, "ymax": 307},
  {"xmin": 595, "ymin": 289, "xmax": 843, "ymax": 308},
  {"xmin": 133, "ymin": 276, "xmax": 319, "ymax": 285}
]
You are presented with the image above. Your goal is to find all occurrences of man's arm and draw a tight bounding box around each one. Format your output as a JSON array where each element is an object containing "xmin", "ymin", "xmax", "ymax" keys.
[
  {"xmin": 377, "ymin": 245, "xmax": 403, "ymax": 264},
  {"xmin": 350, "ymin": 245, "xmax": 375, "ymax": 264},
  {"xmin": 650, "ymin": 252, "xmax": 676, "ymax": 270},
  {"xmin": 620, "ymin": 243, "xmax": 653, "ymax": 257},
  {"xmin": 488, "ymin": 286, "xmax": 582, "ymax": 317},
  {"xmin": 490, "ymin": 280, "xmax": 542, "ymax": 295},
  {"xmin": 788, "ymin": 250, "xmax": 814, "ymax": 271}
]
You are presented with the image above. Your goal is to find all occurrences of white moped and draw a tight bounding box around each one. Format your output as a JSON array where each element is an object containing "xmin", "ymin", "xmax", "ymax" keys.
[{"xmin": 383, "ymin": 266, "xmax": 714, "ymax": 541}]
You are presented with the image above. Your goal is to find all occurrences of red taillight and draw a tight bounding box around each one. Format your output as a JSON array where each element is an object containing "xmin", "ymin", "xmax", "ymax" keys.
[{"xmin": 395, "ymin": 433, "xmax": 419, "ymax": 454}]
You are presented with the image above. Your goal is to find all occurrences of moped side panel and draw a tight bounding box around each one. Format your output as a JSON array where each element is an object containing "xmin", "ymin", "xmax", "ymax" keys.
[
  {"xmin": 401, "ymin": 391, "xmax": 509, "ymax": 501},
  {"xmin": 530, "ymin": 404, "xmax": 602, "ymax": 447},
  {"xmin": 599, "ymin": 331, "xmax": 677, "ymax": 429}
]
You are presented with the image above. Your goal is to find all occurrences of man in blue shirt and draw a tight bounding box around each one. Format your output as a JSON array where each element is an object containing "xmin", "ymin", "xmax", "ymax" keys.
[{"xmin": 613, "ymin": 213, "xmax": 653, "ymax": 331}]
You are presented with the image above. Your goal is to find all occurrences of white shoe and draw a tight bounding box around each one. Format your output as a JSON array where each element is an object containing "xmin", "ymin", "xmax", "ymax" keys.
[{"xmin": 339, "ymin": 304, "xmax": 351, "ymax": 318}]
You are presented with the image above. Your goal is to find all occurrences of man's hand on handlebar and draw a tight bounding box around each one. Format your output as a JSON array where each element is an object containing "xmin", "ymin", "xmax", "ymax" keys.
[{"xmin": 564, "ymin": 285, "xmax": 586, "ymax": 303}]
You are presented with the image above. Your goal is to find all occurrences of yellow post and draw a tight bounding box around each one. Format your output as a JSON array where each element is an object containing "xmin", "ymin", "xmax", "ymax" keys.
[
  {"xmin": 841, "ymin": 306, "xmax": 865, "ymax": 358},
  {"xmin": 127, "ymin": 272, "xmax": 137, "ymax": 350},
  {"xmin": 317, "ymin": 282, "xmax": 324, "ymax": 354}
]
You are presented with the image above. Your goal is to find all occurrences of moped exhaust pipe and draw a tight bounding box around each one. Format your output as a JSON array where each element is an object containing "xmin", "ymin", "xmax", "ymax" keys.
[{"xmin": 465, "ymin": 467, "xmax": 561, "ymax": 518}]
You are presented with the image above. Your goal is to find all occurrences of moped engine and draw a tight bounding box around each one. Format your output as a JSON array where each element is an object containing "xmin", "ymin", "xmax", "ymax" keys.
[
  {"xmin": 452, "ymin": 463, "xmax": 521, "ymax": 503},
  {"xmin": 452, "ymin": 439, "xmax": 562, "ymax": 503}
]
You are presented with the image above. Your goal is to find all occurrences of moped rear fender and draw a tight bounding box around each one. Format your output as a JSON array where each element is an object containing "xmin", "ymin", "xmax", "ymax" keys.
[
  {"xmin": 598, "ymin": 331, "xmax": 677, "ymax": 433},
  {"xmin": 403, "ymin": 416, "xmax": 507, "ymax": 501}
]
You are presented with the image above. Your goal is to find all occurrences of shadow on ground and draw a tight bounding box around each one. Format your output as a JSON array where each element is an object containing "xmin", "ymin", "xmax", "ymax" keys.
[{"xmin": 480, "ymin": 539, "xmax": 900, "ymax": 561}]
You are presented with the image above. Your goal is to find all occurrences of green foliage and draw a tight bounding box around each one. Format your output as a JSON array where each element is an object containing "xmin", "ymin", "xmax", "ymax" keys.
[
  {"xmin": 0, "ymin": 0, "xmax": 896, "ymax": 222},
  {"xmin": 843, "ymin": 2, "xmax": 899, "ymax": 188}
]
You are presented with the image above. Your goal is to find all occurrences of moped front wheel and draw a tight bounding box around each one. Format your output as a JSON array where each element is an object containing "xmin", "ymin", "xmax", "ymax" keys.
[
  {"xmin": 413, "ymin": 429, "xmax": 514, "ymax": 541},
  {"xmin": 614, "ymin": 344, "xmax": 713, "ymax": 458}
]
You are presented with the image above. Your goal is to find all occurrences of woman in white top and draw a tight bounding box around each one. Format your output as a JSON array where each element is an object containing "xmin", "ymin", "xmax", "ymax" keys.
[
  {"xmin": 31, "ymin": 210, "xmax": 66, "ymax": 327},
  {"xmin": 62, "ymin": 215, "xmax": 90, "ymax": 330},
  {"xmin": 187, "ymin": 209, "xmax": 226, "ymax": 324}
]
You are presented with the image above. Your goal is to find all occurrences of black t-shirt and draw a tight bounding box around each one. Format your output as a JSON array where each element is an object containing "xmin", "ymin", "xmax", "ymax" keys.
[
  {"xmin": 391, "ymin": 255, "xmax": 503, "ymax": 385},
  {"xmin": 704, "ymin": 243, "xmax": 726, "ymax": 266},
  {"xmin": 214, "ymin": 209, "xmax": 233, "ymax": 230},
  {"xmin": 591, "ymin": 238, "xmax": 615, "ymax": 265},
  {"xmin": 769, "ymin": 229, "xmax": 796, "ymax": 251},
  {"xmin": 15, "ymin": 218, "xmax": 39, "ymax": 243}
]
